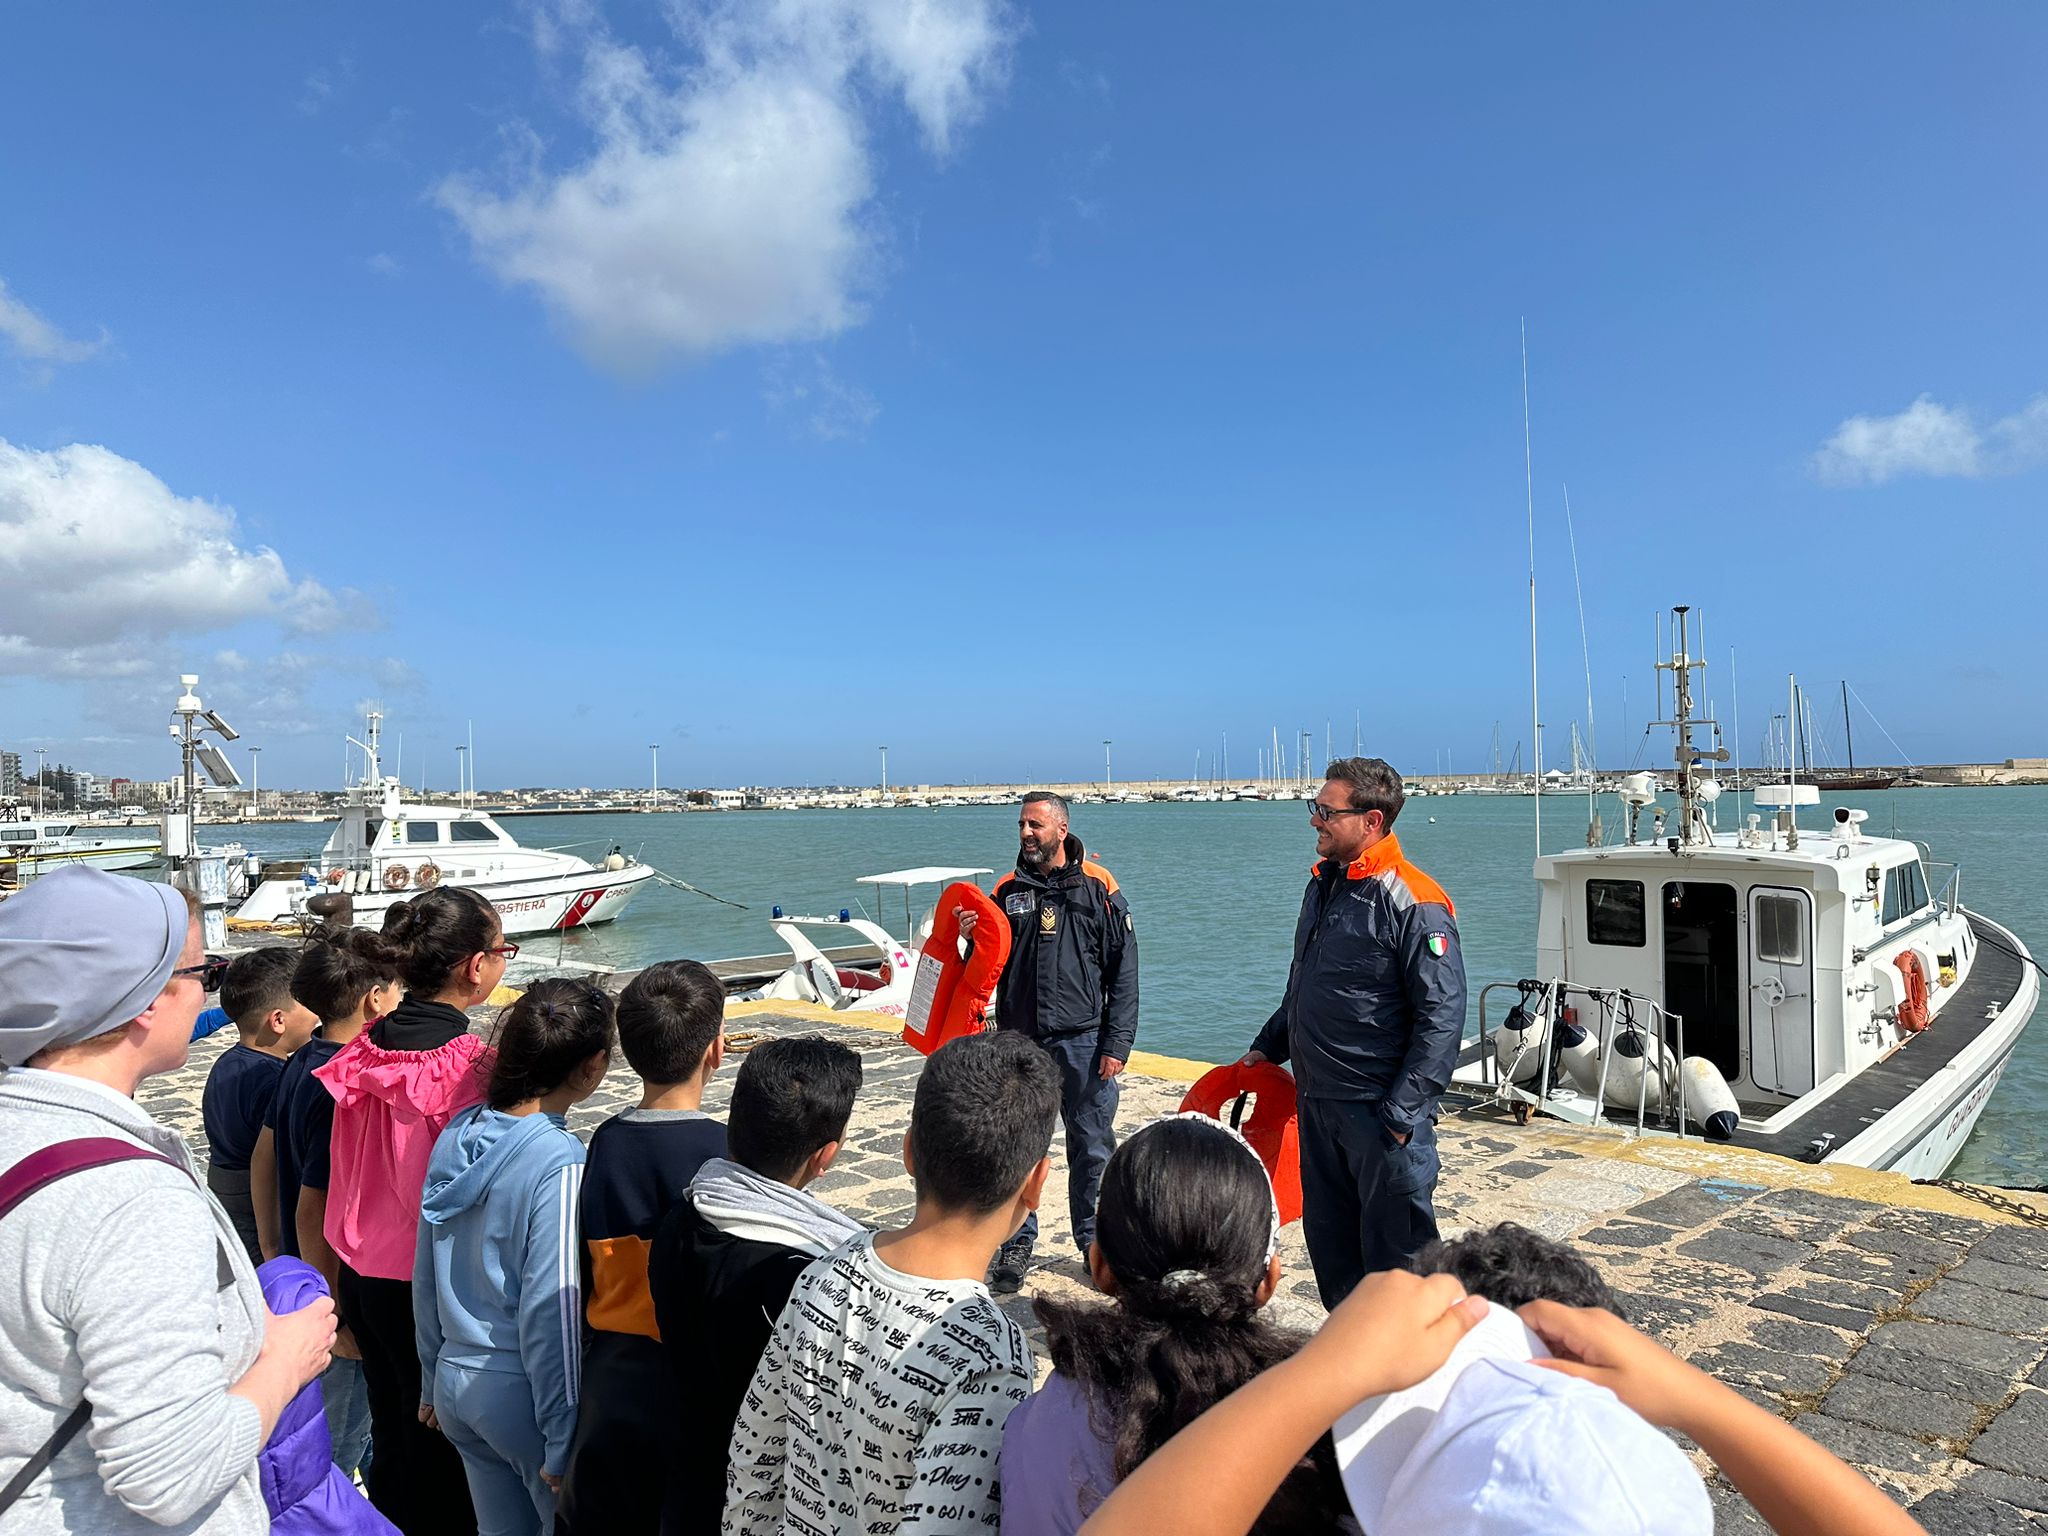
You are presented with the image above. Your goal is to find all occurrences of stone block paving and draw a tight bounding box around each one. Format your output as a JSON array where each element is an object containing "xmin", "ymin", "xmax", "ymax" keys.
[{"xmin": 160, "ymin": 1012, "xmax": 2048, "ymax": 1533}]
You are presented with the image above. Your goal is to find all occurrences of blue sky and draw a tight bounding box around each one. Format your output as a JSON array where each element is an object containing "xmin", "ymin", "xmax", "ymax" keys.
[{"xmin": 2, "ymin": 4, "xmax": 2043, "ymax": 791}]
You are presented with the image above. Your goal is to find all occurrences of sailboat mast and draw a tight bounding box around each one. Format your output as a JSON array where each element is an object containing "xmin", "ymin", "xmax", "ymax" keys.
[
  {"xmin": 1842, "ymin": 680, "xmax": 1856, "ymax": 771},
  {"xmin": 1522, "ymin": 319, "xmax": 1542, "ymax": 855}
]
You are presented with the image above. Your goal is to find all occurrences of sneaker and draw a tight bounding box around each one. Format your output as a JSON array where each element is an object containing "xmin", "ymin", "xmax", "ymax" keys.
[{"xmin": 988, "ymin": 1237, "xmax": 1033, "ymax": 1295}]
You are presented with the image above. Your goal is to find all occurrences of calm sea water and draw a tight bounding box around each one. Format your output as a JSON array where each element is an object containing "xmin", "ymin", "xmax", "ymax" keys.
[{"xmin": 215, "ymin": 786, "xmax": 2046, "ymax": 1187}]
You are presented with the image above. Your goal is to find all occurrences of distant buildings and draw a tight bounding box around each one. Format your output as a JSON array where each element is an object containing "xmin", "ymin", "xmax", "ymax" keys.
[{"xmin": 0, "ymin": 750, "xmax": 19, "ymax": 802}]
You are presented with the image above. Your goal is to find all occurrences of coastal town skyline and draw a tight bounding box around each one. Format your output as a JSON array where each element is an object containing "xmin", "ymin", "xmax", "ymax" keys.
[{"xmin": 4, "ymin": 4, "xmax": 2045, "ymax": 789}]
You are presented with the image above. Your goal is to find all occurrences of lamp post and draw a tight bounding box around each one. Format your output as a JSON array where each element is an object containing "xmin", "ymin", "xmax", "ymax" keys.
[
  {"xmin": 455, "ymin": 745, "xmax": 468, "ymax": 810},
  {"xmin": 1103, "ymin": 740, "xmax": 1113, "ymax": 792},
  {"xmin": 649, "ymin": 744, "xmax": 660, "ymax": 807},
  {"xmin": 249, "ymin": 747, "xmax": 262, "ymax": 818},
  {"xmin": 879, "ymin": 745, "xmax": 889, "ymax": 799},
  {"xmin": 35, "ymin": 748, "xmax": 48, "ymax": 816}
]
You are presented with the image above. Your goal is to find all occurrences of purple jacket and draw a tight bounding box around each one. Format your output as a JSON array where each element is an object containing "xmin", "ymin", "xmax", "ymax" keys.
[{"xmin": 256, "ymin": 1258, "xmax": 398, "ymax": 1536}]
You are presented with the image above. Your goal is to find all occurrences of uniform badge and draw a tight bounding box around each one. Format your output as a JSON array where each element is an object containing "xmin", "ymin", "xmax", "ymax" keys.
[
  {"xmin": 1040, "ymin": 904, "xmax": 1058, "ymax": 934},
  {"xmin": 1426, "ymin": 933, "xmax": 1448, "ymax": 957}
]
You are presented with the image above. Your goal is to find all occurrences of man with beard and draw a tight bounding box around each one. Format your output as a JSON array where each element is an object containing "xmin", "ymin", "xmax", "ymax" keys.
[
  {"xmin": 1244, "ymin": 757, "xmax": 1466, "ymax": 1308},
  {"xmin": 962, "ymin": 790, "xmax": 1138, "ymax": 1294}
]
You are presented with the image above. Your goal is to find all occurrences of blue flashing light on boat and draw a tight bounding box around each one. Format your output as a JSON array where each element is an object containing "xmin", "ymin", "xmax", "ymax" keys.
[
  {"xmin": 771, "ymin": 904, "xmax": 783, "ymax": 919},
  {"xmin": 839, "ymin": 908, "xmax": 851, "ymax": 923}
]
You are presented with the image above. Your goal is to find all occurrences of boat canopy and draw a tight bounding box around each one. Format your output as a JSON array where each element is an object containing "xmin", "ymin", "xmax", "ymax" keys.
[{"xmin": 856, "ymin": 866, "xmax": 994, "ymax": 888}]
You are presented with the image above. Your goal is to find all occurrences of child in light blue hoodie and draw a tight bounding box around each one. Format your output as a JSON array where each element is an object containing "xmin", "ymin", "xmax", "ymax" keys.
[{"xmin": 414, "ymin": 980, "xmax": 615, "ymax": 1536}]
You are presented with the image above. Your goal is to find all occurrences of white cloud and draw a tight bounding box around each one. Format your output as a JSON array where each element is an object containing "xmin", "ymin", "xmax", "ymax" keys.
[
  {"xmin": 437, "ymin": 0, "xmax": 1013, "ymax": 375},
  {"xmin": 1813, "ymin": 392, "xmax": 2048, "ymax": 486},
  {"xmin": 762, "ymin": 352, "xmax": 880, "ymax": 440},
  {"xmin": 0, "ymin": 277, "xmax": 107, "ymax": 366},
  {"xmin": 367, "ymin": 252, "xmax": 403, "ymax": 278},
  {"xmin": 0, "ymin": 438, "xmax": 360, "ymax": 678}
]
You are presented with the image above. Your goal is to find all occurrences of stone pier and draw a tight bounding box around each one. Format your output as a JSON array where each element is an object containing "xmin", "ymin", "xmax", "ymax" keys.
[{"xmin": 153, "ymin": 1001, "xmax": 2048, "ymax": 1535}]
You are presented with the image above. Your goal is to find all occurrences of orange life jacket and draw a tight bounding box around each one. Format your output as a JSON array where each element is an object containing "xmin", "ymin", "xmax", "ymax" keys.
[
  {"xmin": 903, "ymin": 882, "xmax": 1012, "ymax": 1057},
  {"xmin": 1178, "ymin": 1061, "xmax": 1304, "ymax": 1226}
]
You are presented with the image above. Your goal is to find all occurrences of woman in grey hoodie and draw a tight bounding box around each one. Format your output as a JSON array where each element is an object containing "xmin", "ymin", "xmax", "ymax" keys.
[
  {"xmin": 415, "ymin": 980, "xmax": 614, "ymax": 1536},
  {"xmin": 0, "ymin": 866, "xmax": 335, "ymax": 1535}
]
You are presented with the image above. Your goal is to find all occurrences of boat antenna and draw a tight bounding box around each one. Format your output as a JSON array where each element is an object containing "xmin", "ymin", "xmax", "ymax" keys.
[
  {"xmin": 1521, "ymin": 318, "xmax": 1541, "ymax": 854},
  {"xmin": 1561, "ymin": 484, "xmax": 1599, "ymax": 845},
  {"xmin": 1729, "ymin": 646, "xmax": 1742, "ymax": 806}
]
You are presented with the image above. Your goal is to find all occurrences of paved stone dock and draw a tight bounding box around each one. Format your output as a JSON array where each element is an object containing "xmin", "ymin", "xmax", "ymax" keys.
[{"xmin": 158, "ymin": 1001, "xmax": 2048, "ymax": 1535}]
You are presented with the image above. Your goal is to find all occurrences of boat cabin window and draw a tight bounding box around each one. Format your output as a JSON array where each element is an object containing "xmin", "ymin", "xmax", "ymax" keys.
[
  {"xmin": 1586, "ymin": 880, "xmax": 1647, "ymax": 947},
  {"xmin": 1882, "ymin": 861, "xmax": 1930, "ymax": 925},
  {"xmin": 406, "ymin": 823, "xmax": 441, "ymax": 844},
  {"xmin": 365, "ymin": 819, "xmax": 385, "ymax": 845},
  {"xmin": 1755, "ymin": 893, "xmax": 1806, "ymax": 965},
  {"xmin": 450, "ymin": 820, "xmax": 496, "ymax": 844}
]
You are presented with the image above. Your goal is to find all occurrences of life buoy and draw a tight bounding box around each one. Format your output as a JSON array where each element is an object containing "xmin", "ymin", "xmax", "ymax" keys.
[
  {"xmin": 414, "ymin": 862, "xmax": 442, "ymax": 890},
  {"xmin": 1179, "ymin": 1062, "xmax": 1304, "ymax": 1226},
  {"xmin": 1895, "ymin": 952, "xmax": 1931, "ymax": 1033},
  {"xmin": 326, "ymin": 868, "xmax": 347, "ymax": 887},
  {"xmin": 383, "ymin": 864, "xmax": 412, "ymax": 893},
  {"xmin": 903, "ymin": 882, "xmax": 1011, "ymax": 1057}
]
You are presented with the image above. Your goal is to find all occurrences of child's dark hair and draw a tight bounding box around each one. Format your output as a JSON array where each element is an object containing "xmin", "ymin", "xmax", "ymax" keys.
[
  {"xmin": 380, "ymin": 885, "xmax": 499, "ymax": 995},
  {"xmin": 1033, "ymin": 1118, "xmax": 1346, "ymax": 1532},
  {"xmin": 292, "ymin": 926, "xmax": 399, "ymax": 1025},
  {"xmin": 1408, "ymin": 1222, "xmax": 1625, "ymax": 1317},
  {"xmin": 220, "ymin": 947, "xmax": 299, "ymax": 1030},
  {"xmin": 728, "ymin": 1037, "xmax": 864, "ymax": 1183},
  {"xmin": 486, "ymin": 978, "xmax": 615, "ymax": 1110},
  {"xmin": 615, "ymin": 960, "xmax": 723, "ymax": 1085},
  {"xmin": 908, "ymin": 1032, "xmax": 1059, "ymax": 1214}
]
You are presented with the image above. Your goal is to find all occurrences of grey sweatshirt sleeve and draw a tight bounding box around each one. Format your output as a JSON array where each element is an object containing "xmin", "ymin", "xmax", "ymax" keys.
[{"xmin": 65, "ymin": 1182, "xmax": 265, "ymax": 1525}]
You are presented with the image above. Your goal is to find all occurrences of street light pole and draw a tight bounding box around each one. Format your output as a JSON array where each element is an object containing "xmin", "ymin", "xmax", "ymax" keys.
[
  {"xmin": 455, "ymin": 745, "xmax": 468, "ymax": 810},
  {"xmin": 35, "ymin": 748, "xmax": 47, "ymax": 816},
  {"xmin": 649, "ymin": 744, "xmax": 660, "ymax": 807},
  {"xmin": 249, "ymin": 747, "xmax": 262, "ymax": 818},
  {"xmin": 879, "ymin": 746, "xmax": 889, "ymax": 799},
  {"xmin": 1103, "ymin": 739, "xmax": 1113, "ymax": 792}
]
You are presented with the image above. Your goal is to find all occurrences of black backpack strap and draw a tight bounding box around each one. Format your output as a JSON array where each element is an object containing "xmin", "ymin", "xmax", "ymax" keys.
[{"xmin": 0, "ymin": 1403, "xmax": 92, "ymax": 1513}]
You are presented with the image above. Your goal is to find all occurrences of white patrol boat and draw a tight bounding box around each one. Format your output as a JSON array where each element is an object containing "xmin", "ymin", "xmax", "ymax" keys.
[
  {"xmin": 233, "ymin": 712, "xmax": 656, "ymax": 937},
  {"xmin": 741, "ymin": 866, "xmax": 994, "ymax": 1015},
  {"xmin": 1454, "ymin": 607, "xmax": 2038, "ymax": 1178},
  {"xmin": 0, "ymin": 815, "xmax": 162, "ymax": 882}
]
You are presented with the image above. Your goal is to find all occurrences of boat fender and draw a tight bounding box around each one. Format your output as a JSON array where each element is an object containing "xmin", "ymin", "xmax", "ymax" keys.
[
  {"xmin": 1681, "ymin": 1056, "xmax": 1740, "ymax": 1141},
  {"xmin": 902, "ymin": 882, "xmax": 1011, "ymax": 1057},
  {"xmin": 1178, "ymin": 1061, "xmax": 1304, "ymax": 1226},
  {"xmin": 1558, "ymin": 1011, "xmax": 1603, "ymax": 1094},
  {"xmin": 1894, "ymin": 952, "xmax": 1931, "ymax": 1032},
  {"xmin": 1493, "ymin": 997, "xmax": 1552, "ymax": 1086},
  {"xmin": 383, "ymin": 864, "xmax": 412, "ymax": 892},
  {"xmin": 1601, "ymin": 1026, "xmax": 1678, "ymax": 1113},
  {"xmin": 603, "ymin": 853, "xmax": 627, "ymax": 872},
  {"xmin": 414, "ymin": 862, "xmax": 441, "ymax": 890}
]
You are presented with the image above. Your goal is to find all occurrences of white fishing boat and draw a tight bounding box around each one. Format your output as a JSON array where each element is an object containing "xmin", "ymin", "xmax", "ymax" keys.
[
  {"xmin": 1454, "ymin": 607, "xmax": 2038, "ymax": 1178},
  {"xmin": 233, "ymin": 712, "xmax": 656, "ymax": 937},
  {"xmin": 740, "ymin": 866, "xmax": 993, "ymax": 1015},
  {"xmin": 0, "ymin": 816, "xmax": 162, "ymax": 881}
]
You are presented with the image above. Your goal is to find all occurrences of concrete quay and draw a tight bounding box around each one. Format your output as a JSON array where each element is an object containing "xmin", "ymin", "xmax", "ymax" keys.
[{"xmin": 153, "ymin": 1003, "xmax": 2048, "ymax": 1535}]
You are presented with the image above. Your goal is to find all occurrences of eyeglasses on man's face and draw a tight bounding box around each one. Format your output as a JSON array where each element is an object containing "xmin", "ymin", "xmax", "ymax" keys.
[
  {"xmin": 172, "ymin": 956, "xmax": 233, "ymax": 992},
  {"xmin": 1308, "ymin": 800, "xmax": 1371, "ymax": 825}
]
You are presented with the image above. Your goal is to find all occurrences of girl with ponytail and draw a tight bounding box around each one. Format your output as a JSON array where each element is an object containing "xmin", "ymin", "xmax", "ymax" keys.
[
  {"xmin": 999, "ymin": 1115, "xmax": 1348, "ymax": 1535},
  {"xmin": 416, "ymin": 980, "xmax": 614, "ymax": 1535},
  {"xmin": 314, "ymin": 886, "xmax": 512, "ymax": 1535}
]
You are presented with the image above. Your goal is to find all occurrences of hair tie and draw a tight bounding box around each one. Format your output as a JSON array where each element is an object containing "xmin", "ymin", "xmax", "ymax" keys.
[{"xmin": 1159, "ymin": 1269, "xmax": 1205, "ymax": 1290}]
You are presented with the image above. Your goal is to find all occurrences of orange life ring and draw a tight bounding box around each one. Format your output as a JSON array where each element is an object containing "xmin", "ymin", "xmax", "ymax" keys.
[
  {"xmin": 326, "ymin": 868, "xmax": 346, "ymax": 887},
  {"xmin": 1895, "ymin": 952, "xmax": 1931, "ymax": 1033},
  {"xmin": 414, "ymin": 862, "xmax": 442, "ymax": 890},
  {"xmin": 1179, "ymin": 1062, "xmax": 1305, "ymax": 1226},
  {"xmin": 383, "ymin": 864, "xmax": 412, "ymax": 892},
  {"xmin": 903, "ymin": 882, "xmax": 1011, "ymax": 1057}
]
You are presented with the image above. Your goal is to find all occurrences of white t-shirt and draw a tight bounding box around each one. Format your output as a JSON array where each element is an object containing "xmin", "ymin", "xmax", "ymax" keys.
[{"xmin": 723, "ymin": 1232, "xmax": 1034, "ymax": 1534}]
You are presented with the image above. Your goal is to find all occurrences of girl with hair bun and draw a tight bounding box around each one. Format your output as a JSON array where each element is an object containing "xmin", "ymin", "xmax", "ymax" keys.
[
  {"xmin": 315, "ymin": 885, "xmax": 512, "ymax": 1535},
  {"xmin": 416, "ymin": 979, "xmax": 615, "ymax": 1536},
  {"xmin": 999, "ymin": 1115, "xmax": 1348, "ymax": 1536}
]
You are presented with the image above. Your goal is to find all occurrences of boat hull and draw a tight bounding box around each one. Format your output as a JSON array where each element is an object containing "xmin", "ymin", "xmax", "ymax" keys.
[
  {"xmin": 238, "ymin": 863, "xmax": 656, "ymax": 936},
  {"xmin": 2, "ymin": 842, "xmax": 163, "ymax": 879}
]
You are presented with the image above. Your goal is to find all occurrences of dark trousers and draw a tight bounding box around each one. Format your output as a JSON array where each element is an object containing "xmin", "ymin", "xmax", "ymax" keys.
[
  {"xmin": 558, "ymin": 1331, "xmax": 668, "ymax": 1536},
  {"xmin": 1015, "ymin": 1030, "xmax": 1120, "ymax": 1254},
  {"xmin": 338, "ymin": 1262, "xmax": 477, "ymax": 1536},
  {"xmin": 1297, "ymin": 1096, "xmax": 1441, "ymax": 1310}
]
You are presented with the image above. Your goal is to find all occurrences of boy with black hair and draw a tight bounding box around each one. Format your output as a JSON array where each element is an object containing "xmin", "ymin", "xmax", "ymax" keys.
[
  {"xmin": 724, "ymin": 1030, "xmax": 1060, "ymax": 1535},
  {"xmin": 1408, "ymin": 1221, "xmax": 1625, "ymax": 1317},
  {"xmin": 649, "ymin": 1036, "xmax": 866, "ymax": 1534},
  {"xmin": 557, "ymin": 959, "xmax": 729, "ymax": 1536},
  {"xmin": 203, "ymin": 945, "xmax": 318, "ymax": 1266}
]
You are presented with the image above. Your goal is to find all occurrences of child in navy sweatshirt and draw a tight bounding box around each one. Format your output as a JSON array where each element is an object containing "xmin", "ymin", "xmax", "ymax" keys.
[{"xmin": 415, "ymin": 980, "xmax": 615, "ymax": 1536}]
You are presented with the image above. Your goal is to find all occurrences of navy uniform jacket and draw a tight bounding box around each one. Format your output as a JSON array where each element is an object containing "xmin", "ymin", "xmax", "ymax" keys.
[
  {"xmin": 1250, "ymin": 833, "xmax": 1466, "ymax": 1136},
  {"xmin": 990, "ymin": 834, "xmax": 1139, "ymax": 1062}
]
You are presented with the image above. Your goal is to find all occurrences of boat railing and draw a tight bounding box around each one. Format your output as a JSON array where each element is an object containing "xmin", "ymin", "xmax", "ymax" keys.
[{"xmin": 1474, "ymin": 980, "xmax": 1690, "ymax": 1139}]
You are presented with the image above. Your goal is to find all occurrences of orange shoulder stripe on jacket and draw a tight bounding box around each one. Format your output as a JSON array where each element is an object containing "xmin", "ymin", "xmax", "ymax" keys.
[
  {"xmin": 1080, "ymin": 860, "xmax": 1119, "ymax": 897},
  {"xmin": 1393, "ymin": 859, "xmax": 1455, "ymax": 917}
]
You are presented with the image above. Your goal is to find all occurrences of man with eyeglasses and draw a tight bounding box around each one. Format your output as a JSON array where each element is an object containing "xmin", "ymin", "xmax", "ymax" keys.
[{"xmin": 1243, "ymin": 757, "xmax": 1465, "ymax": 1307}]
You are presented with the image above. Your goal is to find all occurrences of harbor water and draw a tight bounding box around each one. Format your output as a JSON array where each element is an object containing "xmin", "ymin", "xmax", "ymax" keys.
[{"xmin": 213, "ymin": 785, "xmax": 2047, "ymax": 1188}]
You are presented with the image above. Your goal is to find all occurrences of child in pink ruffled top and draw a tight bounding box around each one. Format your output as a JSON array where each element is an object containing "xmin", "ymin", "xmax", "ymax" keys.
[{"xmin": 315, "ymin": 885, "xmax": 508, "ymax": 1536}]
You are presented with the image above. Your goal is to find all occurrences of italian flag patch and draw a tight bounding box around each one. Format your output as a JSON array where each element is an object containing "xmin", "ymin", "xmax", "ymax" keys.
[{"xmin": 1426, "ymin": 933, "xmax": 1448, "ymax": 957}]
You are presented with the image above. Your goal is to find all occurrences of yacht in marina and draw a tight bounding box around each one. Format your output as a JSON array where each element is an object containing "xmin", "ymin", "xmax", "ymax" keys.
[
  {"xmin": 232, "ymin": 712, "xmax": 656, "ymax": 937},
  {"xmin": 1453, "ymin": 607, "xmax": 2038, "ymax": 1178},
  {"xmin": 0, "ymin": 814, "xmax": 162, "ymax": 883}
]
